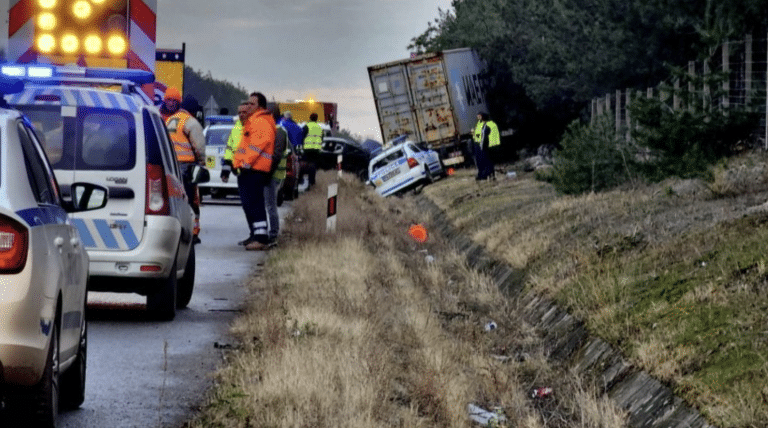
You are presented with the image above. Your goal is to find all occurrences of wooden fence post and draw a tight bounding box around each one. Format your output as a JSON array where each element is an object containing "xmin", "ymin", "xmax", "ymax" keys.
[
  {"xmin": 703, "ymin": 61, "xmax": 710, "ymax": 109},
  {"xmin": 722, "ymin": 40, "xmax": 730, "ymax": 109},
  {"xmin": 616, "ymin": 90, "xmax": 621, "ymax": 134},
  {"xmin": 688, "ymin": 61, "xmax": 695, "ymax": 112},
  {"xmin": 746, "ymin": 35, "xmax": 753, "ymax": 103},
  {"xmin": 625, "ymin": 90, "xmax": 632, "ymax": 141}
]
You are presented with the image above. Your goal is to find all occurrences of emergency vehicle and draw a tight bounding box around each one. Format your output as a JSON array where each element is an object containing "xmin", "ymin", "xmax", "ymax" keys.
[
  {"xmin": 0, "ymin": 72, "xmax": 108, "ymax": 425},
  {"xmin": 3, "ymin": 64, "xmax": 196, "ymax": 321}
]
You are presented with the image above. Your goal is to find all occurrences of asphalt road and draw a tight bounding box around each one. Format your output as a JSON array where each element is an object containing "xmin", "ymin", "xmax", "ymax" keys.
[{"xmin": 57, "ymin": 198, "xmax": 286, "ymax": 427}]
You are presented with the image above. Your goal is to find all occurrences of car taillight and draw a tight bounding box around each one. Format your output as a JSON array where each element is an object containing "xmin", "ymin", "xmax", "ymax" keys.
[
  {"xmin": 146, "ymin": 164, "xmax": 170, "ymax": 216},
  {"xmin": 0, "ymin": 215, "xmax": 28, "ymax": 274},
  {"xmin": 407, "ymin": 157, "xmax": 419, "ymax": 169}
]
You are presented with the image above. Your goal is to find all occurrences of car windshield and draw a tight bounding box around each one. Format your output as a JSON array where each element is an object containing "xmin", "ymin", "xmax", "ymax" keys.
[
  {"xmin": 19, "ymin": 105, "xmax": 136, "ymax": 171},
  {"xmin": 206, "ymin": 127, "xmax": 233, "ymax": 146}
]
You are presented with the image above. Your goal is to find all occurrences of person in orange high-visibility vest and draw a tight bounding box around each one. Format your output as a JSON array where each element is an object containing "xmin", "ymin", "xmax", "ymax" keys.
[
  {"xmin": 232, "ymin": 92, "xmax": 276, "ymax": 251},
  {"xmin": 162, "ymin": 87, "xmax": 206, "ymax": 244}
]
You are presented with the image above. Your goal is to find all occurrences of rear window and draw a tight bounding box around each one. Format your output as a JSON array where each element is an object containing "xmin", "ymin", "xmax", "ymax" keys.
[
  {"xmin": 206, "ymin": 127, "xmax": 233, "ymax": 146},
  {"xmin": 372, "ymin": 149, "xmax": 405, "ymax": 173},
  {"xmin": 16, "ymin": 105, "xmax": 136, "ymax": 171}
]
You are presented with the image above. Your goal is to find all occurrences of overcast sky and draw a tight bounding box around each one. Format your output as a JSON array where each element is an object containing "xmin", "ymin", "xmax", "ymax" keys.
[
  {"xmin": 156, "ymin": 0, "xmax": 452, "ymax": 140},
  {"xmin": 1, "ymin": 0, "xmax": 453, "ymax": 140}
]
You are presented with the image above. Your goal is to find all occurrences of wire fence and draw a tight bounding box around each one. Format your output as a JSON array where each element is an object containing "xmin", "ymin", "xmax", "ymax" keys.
[{"xmin": 590, "ymin": 34, "xmax": 768, "ymax": 149}]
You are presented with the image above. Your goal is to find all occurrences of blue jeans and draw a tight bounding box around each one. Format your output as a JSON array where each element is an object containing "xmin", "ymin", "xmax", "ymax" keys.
[
  {"xmin": 237, "ymin": 169, "xmax": 269, "ymax": 244},
  {"xmin": 264, "ymin": 177, "xmax": 281, "ymax": 242}
]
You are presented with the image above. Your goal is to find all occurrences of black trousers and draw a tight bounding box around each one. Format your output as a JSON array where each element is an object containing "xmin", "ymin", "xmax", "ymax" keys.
[{"xmin": 237, "ymin": 169, "xmax": 269, "ymax": 244}]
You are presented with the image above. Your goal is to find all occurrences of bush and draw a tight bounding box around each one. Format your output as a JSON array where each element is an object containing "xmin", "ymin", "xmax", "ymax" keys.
[{"xmin": 544, "ymin": 115, "xmax": 637, "ymax": 194}]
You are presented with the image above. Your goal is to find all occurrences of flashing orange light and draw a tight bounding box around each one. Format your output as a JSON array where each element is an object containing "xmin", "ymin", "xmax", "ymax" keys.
[
  {"xmin": 72, "ymin": 0, "xmax": 92, "ymax": 20},
  {"xmin": 61, "ymin": 33, "xmax": 79, "ymax": 54},
  {"xmin": 408, "ymin": 224, "xmax": 428, "ymax": 243},
  {"xmin": 36, "ymin": 34, "xmax": 56, "ymax": 53},
  {"xmin": 447, "ymin": 168, "xmax": 455, "ymax": 176},
  {"xmin": 84, "ymin": 34, "xmax": 102, "ymax": 54},
  {"xmin": 37, "ymin": 12, "xmax": 57, "ymax": 31},
  {"xmin": 38, "ymin": 0, "xmax": 56, "ymax": 9},
  {"xmin": 106, "ymin": 34, "xmax": 127, "ymax": 56}
]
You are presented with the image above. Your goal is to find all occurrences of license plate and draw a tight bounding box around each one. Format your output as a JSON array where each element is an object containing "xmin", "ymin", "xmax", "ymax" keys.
[
  {"xmin": 382, "ymin": 169, "xmax": 400, "ymax": 182},
  {"xmin": 206, "ymin": 155, "xmax": 216, "ymax": 169}
]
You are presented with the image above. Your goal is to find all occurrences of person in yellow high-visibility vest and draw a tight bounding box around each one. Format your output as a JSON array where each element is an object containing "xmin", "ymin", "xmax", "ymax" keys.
[
  {"xmin": 300, "ymin": 113, "xmax": 323, "ymax": 190},
  {"xmin": 221, "ymin": 101, "xmax": 249, "ymax": 183},
  {"xmin": 472, "ymin": 112, "xmax": 500, "ymax": 181},
  {"xmin": 162, "ymin": 87, "xmax": 206, "ymax": 243}
]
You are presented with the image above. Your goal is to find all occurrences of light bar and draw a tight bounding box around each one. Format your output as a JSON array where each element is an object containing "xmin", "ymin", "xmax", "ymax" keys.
[
  {"xmin": 1, "ymin": 66, "xmax": 25, "ymax": 77},
  {"xmin": 83, "ymin": 67, "xmax": 154, "ymax": 85},
  {"xmin": 28, "ymin": 66, "xmax": 54, "ymax": 78},
  {"xmin": 0, "ymin": 64, "xmax": 152, "ymax": 85}
]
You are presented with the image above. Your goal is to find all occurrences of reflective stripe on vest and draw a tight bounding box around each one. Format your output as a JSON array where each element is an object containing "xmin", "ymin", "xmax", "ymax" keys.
[
  {"xmin": 487, "ymin": 121, "xmax": 501, "ymax": 147},
  {"xmin": 473, "ymin": 121, "xmax": 485, "ymax": 144},
  {"xmin": 166, "ymin": 110, "xmax": 196, "ymax": 163},
  {"xmin": 303, "ymin": 121, "xmax": 323, "ymax": 150}
]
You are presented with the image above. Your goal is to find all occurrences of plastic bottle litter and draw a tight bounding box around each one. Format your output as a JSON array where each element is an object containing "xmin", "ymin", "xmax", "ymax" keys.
[
  {"xmin": 506, "ymin": 171, "xmax": 517, "ymax": 179},
  {"xmin": 425, "ymin": 255, "xmax": 435, "ymax": 263},
  {"xmin": 468, "ymin": 403, "xmax": 506, "ymax": 426},
  {"xmin": 484, "ymin": 321, "xmax": 498, "ymax": 332},
  {"xmin": 531, "ymin": 387, "xmax": 553, "ymax": 398}
]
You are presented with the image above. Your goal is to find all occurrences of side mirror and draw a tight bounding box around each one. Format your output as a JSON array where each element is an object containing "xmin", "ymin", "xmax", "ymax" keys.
[{"xmin": 68, "ymin": 182, "xmax": 108, "ymax": 212}]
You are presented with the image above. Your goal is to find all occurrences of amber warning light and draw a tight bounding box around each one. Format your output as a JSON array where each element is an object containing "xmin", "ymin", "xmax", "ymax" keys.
[{"xmin": 34, "ymin": 0, "xmax": 129, "ymax": 58}]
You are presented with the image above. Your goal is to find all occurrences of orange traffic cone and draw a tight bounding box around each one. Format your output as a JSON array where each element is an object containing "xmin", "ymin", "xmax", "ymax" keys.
[{"xmin": 408, "ymin": 224, "xmax": 428, "ymax": 243}]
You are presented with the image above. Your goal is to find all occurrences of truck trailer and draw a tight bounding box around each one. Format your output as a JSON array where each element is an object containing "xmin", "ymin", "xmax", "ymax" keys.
[{"xmin": 367, "ymin": 48, "xmax": 490, "ymax": 166}]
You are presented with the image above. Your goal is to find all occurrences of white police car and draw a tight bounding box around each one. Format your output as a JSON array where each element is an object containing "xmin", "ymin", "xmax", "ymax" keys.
[
  {"xmin": 0, "ymin": 73, "xmax": 108, "ymax": 425},
  {"xmin": 368, "ymin": 136, "xmax": 444, "ymax": 197},
  {"xmin": 200, "ymin": 118, "xmax": 239, "ymax": 199},
  {"xmin": 4, "ymin": 64, "xmax": 196, "ymax": 321}
]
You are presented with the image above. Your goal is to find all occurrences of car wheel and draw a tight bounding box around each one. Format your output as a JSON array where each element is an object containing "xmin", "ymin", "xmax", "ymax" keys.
[
  {"xmin": 12, "ymin": 320, "xmax": 59, "ymax": 427},
  {"xmin": 176, "ymin": 245, "xmax": 195, "ymax": 309},
  {"xmin": 60, "ymin": 316, "xmax": 86, "ymax": 410},
  {"xmin": 356, "ymin": 168, "xmax": 368, "ymax": 182},
  {"xmin": 424, "ymin": 165, "xmax": 434, "ymax": 184},
  {"xmin": 210, "ymin": 188, "xmax": 226, "ymax": 199},
  {"xmin": 147, "ymin": 259, "xmax": 177, "ymax": 321}
]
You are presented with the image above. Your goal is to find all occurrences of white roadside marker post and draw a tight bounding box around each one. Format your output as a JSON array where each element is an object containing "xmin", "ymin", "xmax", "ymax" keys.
[
  {"xmin": 326, "ymin": 183, "xmax": 338, "ymax": 233},
  {"xmin": 337, "ymin": 154, "xmax": 343, "ymax": 178}
]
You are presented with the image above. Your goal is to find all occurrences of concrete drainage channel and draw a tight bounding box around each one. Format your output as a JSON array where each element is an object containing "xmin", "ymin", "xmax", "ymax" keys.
[{"xmin": 416, "ymin": 197, "xmax": 715, "ymax": 428}]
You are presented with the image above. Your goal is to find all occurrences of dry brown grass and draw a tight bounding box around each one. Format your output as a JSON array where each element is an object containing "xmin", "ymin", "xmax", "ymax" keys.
[
  {"xmin": 424, "ymin": 151, "xmax": 768, "ymax": 427},
  {"xmin": 186, "ymin": 170, "xmax": 627, "ymax": 428}
]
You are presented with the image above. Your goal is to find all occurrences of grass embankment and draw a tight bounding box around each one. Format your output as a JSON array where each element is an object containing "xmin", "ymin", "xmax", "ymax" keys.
[
  {"xmin": 186, "ymin": 171, "xmax": 627, "ymax": 427},
  {"xmin": 424, "ymin": 152, "xmax": 768, "ymax": 428}
]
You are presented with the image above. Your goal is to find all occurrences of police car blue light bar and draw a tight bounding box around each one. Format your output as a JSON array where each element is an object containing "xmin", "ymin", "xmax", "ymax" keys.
[
  {"xmin": 1, "ymin": 65, "xmax": 54, "ymax": 78},
  {"xmin": 0, "ymin": 64, "xmax": 154, "ymax": 85}
]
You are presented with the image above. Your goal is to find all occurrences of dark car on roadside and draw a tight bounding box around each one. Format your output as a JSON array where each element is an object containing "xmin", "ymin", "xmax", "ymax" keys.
[{"xmin": 317, "ymin": 137, "xmax": 379, "ymax": 181}]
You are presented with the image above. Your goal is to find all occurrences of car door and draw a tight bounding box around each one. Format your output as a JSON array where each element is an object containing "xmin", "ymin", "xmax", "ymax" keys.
[
  {"xmin": 17, "ymin": 118, "xmax": 83, "ymax": 353},
  {"xmin": 148, "ymin": 110, "xmax": 193, "ymax": 266}
]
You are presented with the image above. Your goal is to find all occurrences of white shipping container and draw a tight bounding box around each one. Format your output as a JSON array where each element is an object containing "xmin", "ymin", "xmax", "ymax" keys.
[{"xmin": 368, "ymin": 48, "xmax": 490, "ymax": 165}]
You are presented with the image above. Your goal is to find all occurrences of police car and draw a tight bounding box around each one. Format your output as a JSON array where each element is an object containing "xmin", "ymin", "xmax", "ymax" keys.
[
  {"xmin": 0, "ymin": 73, "xmax": 107, "ymax": 425},
  {"xmin": 368, "ymin": 136, "xmax": 444, "ymax": 197},
  {"xmin": 200, "ymin": 117, "xmax": 239, "ymax": 199},
  {"xmin": 4, "ymin": 64, "xmax": 196, "ymax": 321}
]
